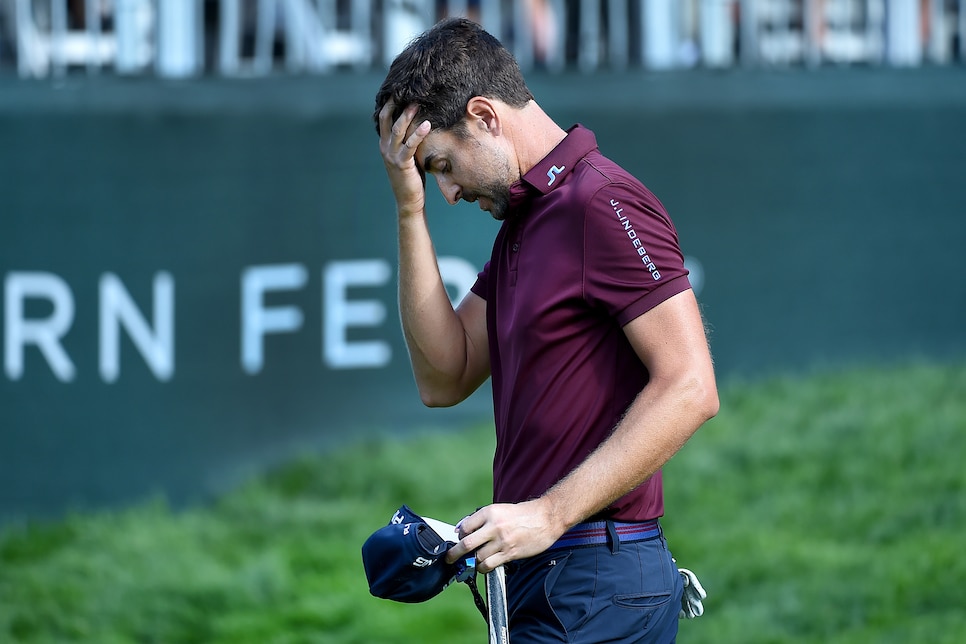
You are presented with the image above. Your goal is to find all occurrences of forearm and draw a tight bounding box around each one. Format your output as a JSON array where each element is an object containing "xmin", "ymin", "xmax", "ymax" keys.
[
  {"xmin": 377, "ymin": 102, "xmax": 486, "ymax": 406},
  {"xmin": 539, "ymin": 290, "xmax": 720, "ymax": 531},
  {"xmin": 541, "ymin": 371, "xmax": 718, "ymax": 532},
  {"xmin": 445, "ymin": 369, "xmax": 718, "ymax": 572},
  {"xmin": 397, "ymin": 212, "xmax": 482, "ymax": 406}
]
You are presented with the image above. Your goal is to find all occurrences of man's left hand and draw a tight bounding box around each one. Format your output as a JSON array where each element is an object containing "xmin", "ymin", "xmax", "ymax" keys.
[{"xmin": 444, "ymin": 500, "xmax": 566, "ymax": 573}]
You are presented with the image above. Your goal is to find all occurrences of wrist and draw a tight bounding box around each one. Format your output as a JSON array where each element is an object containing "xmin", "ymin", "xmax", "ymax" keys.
[
  {"xmin": 396, "ymin": 202, "xmax": 426, "ymax": 221},
  {"xmin": 534, "ymin": 494, "xmax": 571, "ymax": 541}
]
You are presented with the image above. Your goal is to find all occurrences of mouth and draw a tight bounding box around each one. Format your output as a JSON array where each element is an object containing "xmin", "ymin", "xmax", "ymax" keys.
[{"xmin": 463, "ymin": 193, "xmax": 490, "ymax": 212}]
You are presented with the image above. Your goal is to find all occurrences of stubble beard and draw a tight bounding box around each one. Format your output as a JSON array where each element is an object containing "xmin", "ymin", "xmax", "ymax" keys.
[
  {"xmin": 464, "ymin": 180, "xmax": 512, "ymax": 221},
  {"xmin": 464, "ymin": 145, "xmax": 514, "ymax": 221},
  {"xmin": 486, "ymin": 183, "xmax": 512, "ymax": 221}
]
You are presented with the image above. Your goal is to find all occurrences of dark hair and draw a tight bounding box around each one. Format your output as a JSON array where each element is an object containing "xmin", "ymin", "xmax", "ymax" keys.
[{"xmin": 373, "ymin": 18, "xmax": 534, "ymax": 135}]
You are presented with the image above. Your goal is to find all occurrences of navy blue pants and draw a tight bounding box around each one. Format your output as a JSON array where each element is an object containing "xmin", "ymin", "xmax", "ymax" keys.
[{"xmin": 505, "ymin": 528, "xmax": 683, "ymax": 643}]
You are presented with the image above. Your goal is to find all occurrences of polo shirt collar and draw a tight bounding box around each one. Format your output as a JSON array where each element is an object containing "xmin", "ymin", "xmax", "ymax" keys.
[{"xmin": 520, "ymin": 124, "xmax": 598, "ymax": 196}]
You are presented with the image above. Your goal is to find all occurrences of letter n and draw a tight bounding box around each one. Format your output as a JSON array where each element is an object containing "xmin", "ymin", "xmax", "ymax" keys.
[{"xmin": 99, "ymin": 272, "xmax": 175, "ymax": 382}]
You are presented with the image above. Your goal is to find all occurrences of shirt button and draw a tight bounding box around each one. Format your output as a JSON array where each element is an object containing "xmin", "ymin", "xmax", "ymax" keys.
[{"xmin": 512, "ymin": 243, "xmax": 520, "ymax": 252}]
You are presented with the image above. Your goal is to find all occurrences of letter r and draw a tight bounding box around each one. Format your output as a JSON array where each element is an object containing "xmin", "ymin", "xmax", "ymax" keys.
[{"xmin": 4, "ymin": 272, "xmax": 76, "ymax": 381}]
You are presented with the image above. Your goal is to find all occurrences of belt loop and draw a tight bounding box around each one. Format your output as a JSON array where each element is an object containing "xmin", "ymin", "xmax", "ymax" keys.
[{"xmin": 605, "ymin": 520, "xmax": 620, "ymax": 554}]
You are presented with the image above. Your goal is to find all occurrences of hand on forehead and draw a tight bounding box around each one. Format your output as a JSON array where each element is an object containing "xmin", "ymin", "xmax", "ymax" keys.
[{"xmin": 382, "ymin": 100, "xmax": 430, "ymax": 136}]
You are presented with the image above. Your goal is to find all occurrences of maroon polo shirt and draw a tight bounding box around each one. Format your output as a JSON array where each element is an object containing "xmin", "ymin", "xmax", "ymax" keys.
[{"xmin": 470, "ymin": 125, "xmax": 691, "ymax": 522}]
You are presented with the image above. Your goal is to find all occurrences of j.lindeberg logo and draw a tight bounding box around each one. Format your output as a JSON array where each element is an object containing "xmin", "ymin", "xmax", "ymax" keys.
[
  {"xmin": 547, "ymin": 165, "xmax": 565, "ymax": 186},
  {"xmin": 610, "ymin": 198, "xmax": 661, "ymax": 281}
]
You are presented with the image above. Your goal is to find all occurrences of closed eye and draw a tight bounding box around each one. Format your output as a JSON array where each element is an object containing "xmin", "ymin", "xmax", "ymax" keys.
[{"xmin": 422, "ymin": 152, "xmax": 450, "ymax": 176}]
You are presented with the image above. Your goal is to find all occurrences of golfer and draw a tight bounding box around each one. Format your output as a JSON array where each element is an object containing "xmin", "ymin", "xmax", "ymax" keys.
[{"xmin": 374, "ymin": 17, "xmax": 719, "ymax": 643}]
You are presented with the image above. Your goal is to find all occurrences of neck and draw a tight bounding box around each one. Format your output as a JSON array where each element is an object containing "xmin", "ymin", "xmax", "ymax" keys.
[{"xmin": 507, "ymin": 101, "xmax": 568, "ymax": 178}]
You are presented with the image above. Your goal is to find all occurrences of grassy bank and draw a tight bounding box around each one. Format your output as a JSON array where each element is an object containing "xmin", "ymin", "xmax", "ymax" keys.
[{"xmin": 1, "ymin": 361, "xmax": 964, "ymax": 643}]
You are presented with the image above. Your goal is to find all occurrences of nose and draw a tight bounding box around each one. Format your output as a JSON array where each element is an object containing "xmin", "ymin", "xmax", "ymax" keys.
[{"xmin": 434, "ymin": 174, "xmax": 462, "ymax": 206}]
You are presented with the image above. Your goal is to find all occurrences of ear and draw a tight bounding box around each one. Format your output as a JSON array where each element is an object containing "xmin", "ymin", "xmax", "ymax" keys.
[{"xmin": 465, "ymin": 97, "xmax": 501, "ymax": 136}]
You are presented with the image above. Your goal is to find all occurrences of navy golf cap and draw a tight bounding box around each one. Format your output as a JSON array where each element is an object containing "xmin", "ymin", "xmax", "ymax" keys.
[{"xmin": 362, "ymin": 505, "xmax": 461, "ymax": 603}]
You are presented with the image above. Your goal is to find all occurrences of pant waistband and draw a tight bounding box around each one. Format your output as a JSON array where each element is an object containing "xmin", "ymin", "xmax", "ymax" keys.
[{"xmin": 549, "ymin": 519, "xmax": 661, "ymax": 550}]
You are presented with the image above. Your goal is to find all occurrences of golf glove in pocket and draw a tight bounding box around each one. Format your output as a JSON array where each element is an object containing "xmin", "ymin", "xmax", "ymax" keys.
[{"xmin": 678, "ymin": 567, "xmax": 707, "ymax": 619}]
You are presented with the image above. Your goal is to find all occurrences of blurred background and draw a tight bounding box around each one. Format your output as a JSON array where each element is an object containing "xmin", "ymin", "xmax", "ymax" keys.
[
  {"xmin": 0, "ymin": 3, "xmax": 964, "ymax": 641},
  {"xmin": 2, "ymin": 0, "xmax": 966, "ymax": 76},
  {"xmin": 1, "ymin": 0, "xmax": 964, "ymax": 521}
]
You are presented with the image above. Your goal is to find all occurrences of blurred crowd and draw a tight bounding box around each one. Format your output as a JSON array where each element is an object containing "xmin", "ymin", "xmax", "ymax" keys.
[{"xmin": 0, "ymin": 0, "xmax": 962, "ymax": 78}]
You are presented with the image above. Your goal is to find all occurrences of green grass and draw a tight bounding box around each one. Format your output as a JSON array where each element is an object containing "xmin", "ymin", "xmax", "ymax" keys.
[{"xmin": 1, "ymin": 360, "xmax": 964, "ymax": 643}]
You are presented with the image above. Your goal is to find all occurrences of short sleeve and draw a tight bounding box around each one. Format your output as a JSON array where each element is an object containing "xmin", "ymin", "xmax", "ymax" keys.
[
  {"xmin": 583, "ymin": 181, "xmax": 691, "ymax": 325},
  {"xmin": 470, "ymin": 261, "xmax": 490, "ymax": 301}
]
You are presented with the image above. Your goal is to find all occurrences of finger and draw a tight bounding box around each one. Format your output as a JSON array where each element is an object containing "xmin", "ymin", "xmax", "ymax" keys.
[
  {"xmin": 457, "ymin": 508, "xmax": 487, "ymax": 539},
  {"xmin": 389, "ymin": 104, "xmax": 418, "ymax": 142},
  {"xmin": 475, "ymin": 542, "xmax": 512, "ymax": 574},
  {"xmin": 445, "ymin": 531, "xmax": 482, "ymax": 564},
  {"xmin": 476, "ymin": 554, "xmax": 499, "ymax": 574},
  {"xmin": 404, "ymin": 119, "xmax": 431, "ymax": 152},
  {"xmin": 377, "ymin": 100, "xmax": 397, "ymax": 139},
  {"xmin": 454, "ymin": 514, "xmax": 473, "ymax": 535},
  {"xmin": 444, "ymin": 539, "xmax": 469, "ymax": 564},
  {"xmin": 445, "ymin": 520, "xmax": 494, "ymax": 564}
]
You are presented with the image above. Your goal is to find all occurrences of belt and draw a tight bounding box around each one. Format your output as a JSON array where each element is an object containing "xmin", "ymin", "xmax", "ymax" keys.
[{"xmin": 549, "ymin": 519, "xmax": 661, "ymax": 550}]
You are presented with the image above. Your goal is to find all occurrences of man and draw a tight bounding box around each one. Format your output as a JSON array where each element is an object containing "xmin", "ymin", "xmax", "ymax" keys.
[{"xmin": 374, "ymin": 17, "xmax": 718, "ymax": 643}]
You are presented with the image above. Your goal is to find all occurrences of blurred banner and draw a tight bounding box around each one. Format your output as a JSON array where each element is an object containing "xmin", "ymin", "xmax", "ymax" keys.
[
  {"xmin": 6, "ymin": 0, "xmax": 965, "ymax": 78},
  {"xmin": 1, "ymin": 69, "xmax": 964, "ymax": 521}
]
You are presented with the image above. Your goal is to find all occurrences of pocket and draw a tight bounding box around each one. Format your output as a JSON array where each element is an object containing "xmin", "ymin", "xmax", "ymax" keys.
[
  {"xmin": 613, "ymin": 591, "xmax": 673, "ymax": 611},
  {"xmin": 612, "ymin": 590, "xmax": 674, "ymax": 636},
  {"xmin": 544, "ymin": 551, "xmax": 594, "ymax": 635},
  {"xmin": 506, "ymin": 552, "xmax": 575, "ymax": 641}
]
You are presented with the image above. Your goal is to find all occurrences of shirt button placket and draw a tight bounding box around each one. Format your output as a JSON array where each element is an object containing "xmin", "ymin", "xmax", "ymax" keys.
[{"xmin": 508, "ymin": 237, "xmax": 521, "ymax": 281}]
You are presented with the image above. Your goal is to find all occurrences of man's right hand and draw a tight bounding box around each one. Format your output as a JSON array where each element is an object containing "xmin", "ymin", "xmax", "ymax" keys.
[{"xmin": 378, "ymin": 101, "xmax": 432, "ymax": 217}]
